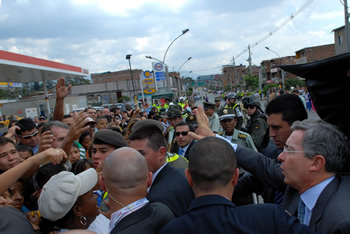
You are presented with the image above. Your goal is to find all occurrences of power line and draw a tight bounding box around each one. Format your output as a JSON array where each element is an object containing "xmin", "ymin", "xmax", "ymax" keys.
[{"xmin": 234, "ymin": 0, "xmax": 315, "ymax": 60}]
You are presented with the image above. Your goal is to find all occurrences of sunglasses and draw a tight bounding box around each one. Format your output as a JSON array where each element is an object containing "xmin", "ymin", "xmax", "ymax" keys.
[
  {"xmin": 20, "ymin": 130, "xmax": 39, "ymax": 139},
  {"xmin": 175, "ymin": 131, "xmax": 189, "ymax": 137},
  {"xmin": 244, "ymin": 105, "xmax": 255, "ymax": 109}
]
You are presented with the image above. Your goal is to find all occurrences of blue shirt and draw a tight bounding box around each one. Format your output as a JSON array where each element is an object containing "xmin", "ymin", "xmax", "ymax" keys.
[{"xmin": 300, "ymin": 176, "xmax": 335, "ymax": 225}]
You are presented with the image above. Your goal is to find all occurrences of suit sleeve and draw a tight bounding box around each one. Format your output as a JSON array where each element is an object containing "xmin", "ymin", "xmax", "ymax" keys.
[{"xmin": 235, "ymin": 145, "xmax": 287, "ymax": 192}]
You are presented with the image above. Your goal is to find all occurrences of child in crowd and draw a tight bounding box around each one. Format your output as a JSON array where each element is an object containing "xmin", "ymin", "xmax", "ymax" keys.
[
  {"xmin": 69, "ymin": 142, "xmax": 81, "ymax": 164},
  {"xmin": 16, "ymin": 145, "xmax": 34, "ymax": 161},
  {"xmin": 96, "ymin": 116, "xmax": 108, "ymax": 130}
]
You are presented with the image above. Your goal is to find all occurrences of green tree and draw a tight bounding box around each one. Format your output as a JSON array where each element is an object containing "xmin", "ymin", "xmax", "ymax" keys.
[
  {"xmin": 243, "ymin": 75, "xmax": 259, "ymax": 90},
  {"xmin": 262, "ymin": 84, "xmax": 278, "ymax": 96},
  {"xmin": 118, "ymin": 96, "xmax": 130, "ymax": 103},
  {"xmin": 66, "ymin": 77, "xmax": 90, "ymax": 86},
  {"xmin": 285, "ymin": 78, "xmax": 306, "ymax": 90}
]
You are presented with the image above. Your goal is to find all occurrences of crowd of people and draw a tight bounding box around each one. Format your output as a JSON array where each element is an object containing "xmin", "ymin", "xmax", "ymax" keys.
[{"xmin": 0, "ymin": 76, "xmax": 349, "ymax": 234}]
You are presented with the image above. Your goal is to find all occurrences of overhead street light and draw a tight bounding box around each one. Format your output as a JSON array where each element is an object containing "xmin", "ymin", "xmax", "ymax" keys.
[
  {"xmin": 265, "ymin": 46, "xmax": 285, "ymax": 89},
  {"xmin": 145, "ymin": 55, "xmax": 168, "ymax": 67},
  {"xmin": 126, "ymin": 54, "xmax": 137, "ymax": 99},
  {"xmin": 163, "ymin": 29, "xmax": 190, "ymax": 64},
  {"xmin": 177, "ymin": 57, "xmax": 192, "ymax": 75},
  {"xmin": 177, "ymin": 57, "xmax": 192, "ymax": 97}
]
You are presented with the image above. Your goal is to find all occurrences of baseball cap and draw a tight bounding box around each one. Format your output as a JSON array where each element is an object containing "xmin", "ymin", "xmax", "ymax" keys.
[{"xmin": 38, "ymin": 168, "xmax": 98, "ymax": 221}]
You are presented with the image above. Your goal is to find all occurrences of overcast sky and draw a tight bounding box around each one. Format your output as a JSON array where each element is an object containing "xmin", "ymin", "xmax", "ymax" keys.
[{"xmin": 0, "ymin": 0, "xmax": 345, "ymax": 79}]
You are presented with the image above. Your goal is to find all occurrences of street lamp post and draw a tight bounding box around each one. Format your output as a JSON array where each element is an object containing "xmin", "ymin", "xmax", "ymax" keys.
[
  {"xmin": 126, "ymin": 54, "xmax": 137, "ymax": 100},
  {"xmin": 265, "ymin": 46, "xmax": 285, "ymax": 89},
  {"xmin": 177, "ymin": 57, "xmax": 192, "ymax": 97},
  {"xmin": 162, "ymin": 29, "xmax": 190, "ymax": 90},
  {"xmin": 163, "ymin": 29, "xmax": 190, "ymax": 64}
]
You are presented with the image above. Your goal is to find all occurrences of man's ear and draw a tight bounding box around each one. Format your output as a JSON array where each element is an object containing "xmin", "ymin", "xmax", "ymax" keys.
[
  {"xmin": 147, "ymin": 172, "xmax": 153, "ymax": 188},
  {"xmin": 310, "ymin": 155, "xmax": 326, "ymax": 172},
  {"xmin": 185, "ymin": 168, "xmax": 193, "ymax": 187},
  {"xmin": 158, "ymin": 146, "xmax": 167, "ymax": 160},
  {"xmin": 232, "ymin": 168, "xmax": 239, "ymax": 187}
]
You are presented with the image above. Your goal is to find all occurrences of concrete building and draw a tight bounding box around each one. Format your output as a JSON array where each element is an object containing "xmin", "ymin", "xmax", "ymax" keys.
[
  {"xmin": 333, "ymin": 26, "xmax": 348, "ymax": 55},
  {"xmin": 295, "ymin": 44, "xmax": 335, "ymax": 64},
  {"xmin": 260, "ymin": 56, "xmax": 296, "ymax": 85},
  {"xmin": 222, "ymin": 65, "xmax": 246, "ymax": 87},
  {"xmin": 71, "ymin": 69, "xmax": 182, "ymax": 106}
]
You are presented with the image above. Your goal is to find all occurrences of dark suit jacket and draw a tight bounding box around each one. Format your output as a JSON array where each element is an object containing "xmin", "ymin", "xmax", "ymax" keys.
[
  {"xmin": 236, "ymin": 145, "xmax": 350, "ymax": 233},
  {"xmin": 159, "ymin": 195, "xmax": 312, "ymax": 234},
  {"xmin": 184, "ymin": 140, "xmax": 196, "ymax": 160},
  {"xmin": 111, "ymin": 202, "xmax": 175, "ymax": 234},
  {"xmin": 171, "ymin": 140, "xmax": 196, "ymax": 160},
  {"xmin": 147, "ymin": 164, "xmax": 194, "ymax": 217}
]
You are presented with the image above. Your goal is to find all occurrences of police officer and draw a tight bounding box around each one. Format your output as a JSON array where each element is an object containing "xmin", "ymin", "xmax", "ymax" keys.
[
  {"xmin": 242, "ymin": 95, "xmax": 269, "ymax": 152},
  {"xmin": 214, "ymin": 97, "xmax": 222, "ymax": 113},
  {"xmin": 203, "ymin": 102, "xmax": 222, "ymax": 134},
  {"xmin": 218, "ymin": 108, "xmax": 257, "ymax": 151},
  {"xmin": 224, "ymin": 94, "xmax": 243, "ymax": 129}
]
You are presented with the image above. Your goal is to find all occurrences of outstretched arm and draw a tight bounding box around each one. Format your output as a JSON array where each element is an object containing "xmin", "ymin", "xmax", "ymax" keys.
[
  {"xmin": 0, "ymin": 148, "xmax": 66, "ymax": 195},
  {"xmin": 53, "ymin": 78, "xmax": 72, "ymax": 121}
]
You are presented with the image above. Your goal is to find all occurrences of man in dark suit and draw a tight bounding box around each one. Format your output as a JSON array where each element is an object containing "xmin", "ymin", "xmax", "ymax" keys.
[
  {"xmin": 159, "ymin": 137, "xmax": 311, "ymax": 234},
  {"xmin": 171, "ymin": 122, "xmax": 196, "ymax": 160},
  {"xmin": 129, "ymin": 123, "xmax": 194, "ymax": 217},
  {"xmin": 102, "ymin": 147, "xmax": 175, "ymax": 233}
]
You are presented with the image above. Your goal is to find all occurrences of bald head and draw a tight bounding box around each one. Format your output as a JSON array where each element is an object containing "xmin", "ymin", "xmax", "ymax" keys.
[{"xmin": 103, "ymin": 147, "xmax": 149, "ymax": 190}]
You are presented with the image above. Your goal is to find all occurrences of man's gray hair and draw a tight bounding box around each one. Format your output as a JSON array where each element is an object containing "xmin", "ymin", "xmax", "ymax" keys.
[
  {"xmin": 292, "ymin": 119, "xmax": 349, "ymax": 173},
  {"xmin": 41, "ymin": 121, "xmax": 70, "ymax": 134}
]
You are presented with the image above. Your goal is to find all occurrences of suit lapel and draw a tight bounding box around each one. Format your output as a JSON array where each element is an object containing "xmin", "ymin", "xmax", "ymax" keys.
[
  {"xmin": 282, "ymin": 186, "xmax": 299, "ymax": 216},
  {"xmin": 309, "ymin": 176, "xmax": 339, "ymax": 230}
]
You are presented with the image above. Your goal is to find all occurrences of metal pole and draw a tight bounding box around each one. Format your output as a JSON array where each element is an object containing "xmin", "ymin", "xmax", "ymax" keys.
[
  {"xmin": 177, "ymin": 57, "xmax": 192, "ymax": 98},
  {"xmin": 126, "ymin": 55, "xmax": 136, "ymax": 100},
  {"xmin": 345, "ymin": 0, "xmax": 350, "ymax": 52},
  {"xmin": 248, "ymin": 45, "xmax": 253, "ymax": 76},
  {"xmin": 265, "ymin": 46, "xmax": 285, "ymax": 89},
  {"xmin": 42, "ymin": 78, "xmax": 50, "ymax": 117},
  {"xmin": 163, "ymin": 29, "xmax": 189, "ymax": 64},
  {"xmin": 162, "ymin": 29, "xmax": 190, "ymax": 90}
]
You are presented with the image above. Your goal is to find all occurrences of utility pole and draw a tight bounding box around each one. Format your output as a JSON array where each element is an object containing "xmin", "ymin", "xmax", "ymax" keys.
[
  {"xmin": 345, "ymin": 0, "xmax": 350, "ymax": 52},
  {"xmin": 247, "ymin": 45, "xmax": 253, "ymax": 76},
  {"xmin": 233, "ymin": 56, "xmax": 237, "ymax": 91}
]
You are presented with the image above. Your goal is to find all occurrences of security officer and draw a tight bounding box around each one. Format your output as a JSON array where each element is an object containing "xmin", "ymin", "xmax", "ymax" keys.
[
  {"xmin": 218, "ymin": 108, "xmax": 257, "ymax": 151},
  {"xmin": 214, "ymin": 97, "xmax": 222, "ymax": 113},
  {"xmin": 203, "ymin": 102, "xmax": 222, "ymax": 134},
  {"xmin": 242, "ymin": 95, "xmax": 269, "ymax": 152},
  {"xmin": 224, "ymin": 94, "xmax": 243, "ymax": 129},
  {"xmin": 152, "ymin": 99, "xmax": 161, "ymax": 112}
]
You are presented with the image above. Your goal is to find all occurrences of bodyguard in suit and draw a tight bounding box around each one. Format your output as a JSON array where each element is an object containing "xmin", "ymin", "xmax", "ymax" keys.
[
  {"xmin": 171, "ymin": 121, "xmax": 196, "ymax": 160},
  {"xmin": 102, "ymin": 147, "xmax": 175, "ymax": 233},
  {"xmin": 128, "ymin": 121, "xmax": 194, "ymax": 217},
  {"xmin": 159, "ymin": 137, "xmax": 312, "ymax": 234}
]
